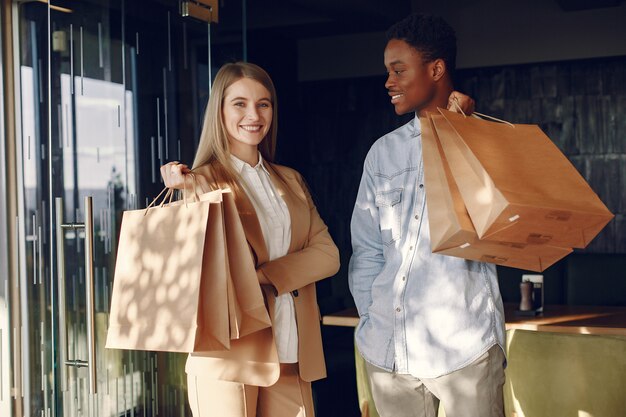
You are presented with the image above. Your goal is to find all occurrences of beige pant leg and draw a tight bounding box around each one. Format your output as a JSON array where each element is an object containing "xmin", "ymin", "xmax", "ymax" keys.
[
  {"xmin": 257, "ymin": 364, "xmax": 315, "ymax": 417},
  {"xmin": 422, "ymin": 345, "xmax": 506, "ymax": 417},
  {"xmin": 365, "ymin": 361, "xmax": 439, "ymax": 417},
  {"xmin": 187, "ymin": 373, "xmax": 259, "ymax": 417}
]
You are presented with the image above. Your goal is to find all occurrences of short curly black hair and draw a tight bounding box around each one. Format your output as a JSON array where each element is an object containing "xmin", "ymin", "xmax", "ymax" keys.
[{"xmin": 386, "ymin": 13, "xmax": 457, "ymax": 76}]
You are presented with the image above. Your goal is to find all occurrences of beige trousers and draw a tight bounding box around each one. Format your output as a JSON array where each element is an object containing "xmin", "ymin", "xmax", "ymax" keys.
[
  {"xmin": 365, "ymin": 345, "xmax": 505, "ymax": 417},
  {"xmin": 187, "ymin": 364, "xmax": 315, "ymax": 417}
]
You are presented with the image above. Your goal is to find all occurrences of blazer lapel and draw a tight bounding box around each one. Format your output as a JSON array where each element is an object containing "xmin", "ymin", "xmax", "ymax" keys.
[
  {"xmin": 265, "ymin": 163, "xmax": 307, "ymax": 254},
  {"xmin": 231, "ymin": 186, "xmax": 270, "ymax": 266}
]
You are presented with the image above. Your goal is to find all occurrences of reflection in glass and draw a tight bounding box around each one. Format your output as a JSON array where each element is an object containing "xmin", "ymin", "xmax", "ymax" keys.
[{"xmin": 14, "ymin": 0, "xmax": 221, "ymax": 414}]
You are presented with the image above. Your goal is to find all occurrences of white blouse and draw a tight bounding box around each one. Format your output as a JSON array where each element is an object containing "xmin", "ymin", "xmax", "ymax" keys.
[{"xmin": 230, "ymin": 153, "xmax": 298, "ymax": 363}]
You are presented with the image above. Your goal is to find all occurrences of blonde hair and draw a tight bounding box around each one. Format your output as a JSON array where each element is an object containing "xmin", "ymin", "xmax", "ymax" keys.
[{"xmin": 192, "ymin": 62, "xmax": 278, "ymax": 185}]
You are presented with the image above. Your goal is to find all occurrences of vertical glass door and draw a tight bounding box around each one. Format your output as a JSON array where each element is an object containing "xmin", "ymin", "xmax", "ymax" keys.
[{"xmin": 13, "ymin": 0, "xmax": 216, "ymax": 415}]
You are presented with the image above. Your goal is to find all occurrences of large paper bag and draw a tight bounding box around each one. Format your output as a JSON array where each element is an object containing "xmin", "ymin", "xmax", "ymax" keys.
[
  {"xmin": 216, "ymin": 191, "xmax": 273, "ymax": 338},
  {"xmin": 106, "ymin": 188, "xmax": 270, "ymax": 352},
  {"xmin": 431, "ymin": 108, "xmax": 613, "ymax": 248},
  {"xmin": 106, "ymin": 189, "xmax": 228, "ymax": 351},
  {"xmin": 422, "ymin": 115, "xmax": 572, "ymax": 271}
]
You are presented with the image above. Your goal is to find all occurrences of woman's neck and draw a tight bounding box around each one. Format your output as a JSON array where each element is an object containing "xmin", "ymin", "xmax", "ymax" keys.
[{"xmin": 230, "ymin": 144, "xmax": 259, "ymax": 166}]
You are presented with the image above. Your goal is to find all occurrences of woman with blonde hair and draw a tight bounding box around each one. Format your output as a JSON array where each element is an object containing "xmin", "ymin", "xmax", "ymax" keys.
[{"xmin": 161, "ymin": 61, "xmax": 340, "ymax": 417}]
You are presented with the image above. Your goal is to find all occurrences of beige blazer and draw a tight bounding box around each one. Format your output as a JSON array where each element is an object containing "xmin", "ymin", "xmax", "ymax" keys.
[{"xmin": 185, "ymin": 161, "xmax": 340, "ymax": 386}]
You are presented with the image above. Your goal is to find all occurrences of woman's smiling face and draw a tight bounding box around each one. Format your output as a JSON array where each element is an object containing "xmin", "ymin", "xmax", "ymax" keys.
[{"xmin": 222, "ymin": 77, "xmax": 273, "ymax": 154}]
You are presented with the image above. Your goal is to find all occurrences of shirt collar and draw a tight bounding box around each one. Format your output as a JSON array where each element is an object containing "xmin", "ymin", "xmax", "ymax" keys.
[
  {"xmin": 230, "ymin": 152, "xmax": 270, "ymax": 175},
  {"xmin": 412, "ymin": 113, "xmax": 422, "ymax": 137}
]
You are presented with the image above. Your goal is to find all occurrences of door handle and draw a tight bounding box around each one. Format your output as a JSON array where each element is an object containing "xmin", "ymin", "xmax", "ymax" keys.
[
  {"xmin": 55, "ymin": 196, "xmax": 97, "ymax": 395},
  {"xmin": 83, "ymin": 197, "xmax": 97, "ymax": 396}
]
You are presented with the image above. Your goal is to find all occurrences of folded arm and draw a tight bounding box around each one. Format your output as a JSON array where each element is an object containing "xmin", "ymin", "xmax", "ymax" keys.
[{"xmin": 257, "ymin": 173, "xmax": 340, "ymax": 295}]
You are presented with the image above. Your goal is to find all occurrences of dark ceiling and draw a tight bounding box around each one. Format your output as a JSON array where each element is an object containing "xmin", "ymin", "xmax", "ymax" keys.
[
  {"xmin": 52, "ymin": 0, "xmax": 624, "ymax": 48},
  {"xmin": 556, "ymin": 0, "xmax": 622, "ymax": 11},
  {"xmin": 213, "ymin": 0, "xmax": 412, "ymax": 39},
  {"xmin": 209, "ymin": 0, "xmax": 624, "ymax": 42}
]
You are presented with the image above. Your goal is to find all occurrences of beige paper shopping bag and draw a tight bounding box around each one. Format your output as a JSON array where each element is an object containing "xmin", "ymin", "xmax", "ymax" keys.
[
  {"xmin": 106, "ymin": 189, "xmax": 229, "ymax": 352},
  {"xmin": 196, "ymin": 188, "xmax": 272, "ymax": 340},
  {"xmin": 106, "ymin": 188, "xmax": 270, "ymax": 352},
  {"xmin": 221, "ymin": 191, "xmax": 273, "ymax": 338},
  {"xmin": 432, "ymin": 108, "xmax": 613, "ymax": 248},
  {"xmin": 422, "ymin": 114, "xmax": 572, "ymax": 272}
]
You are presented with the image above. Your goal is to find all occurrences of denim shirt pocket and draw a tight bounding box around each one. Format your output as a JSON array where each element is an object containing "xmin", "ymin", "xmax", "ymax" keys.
[{"xmin": 375, "ymin": 188, "xmax": 403, "ymax": 246}]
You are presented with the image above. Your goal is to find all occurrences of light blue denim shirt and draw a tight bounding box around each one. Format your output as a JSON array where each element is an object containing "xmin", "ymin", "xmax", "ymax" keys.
[{"xmin": 348, "ymin": 115, "xmax": 506, "ymax": 378}]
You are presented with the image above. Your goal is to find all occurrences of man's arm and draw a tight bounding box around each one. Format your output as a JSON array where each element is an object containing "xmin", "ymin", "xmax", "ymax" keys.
[{"xmin": 348, "ymin": 155, "xmax": 385, "ymax": 319}]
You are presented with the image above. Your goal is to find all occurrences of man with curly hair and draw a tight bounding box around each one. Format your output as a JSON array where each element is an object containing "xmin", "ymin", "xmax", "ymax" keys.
[{"xmin": 348, "ymin": 14, "xmax": 506, "ymax": 417}]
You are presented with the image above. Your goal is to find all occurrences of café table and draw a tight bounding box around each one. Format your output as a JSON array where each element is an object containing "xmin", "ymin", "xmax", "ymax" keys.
[{"xmin": 323, "ymin": 303, "xmax": 626, "ymax": 335}]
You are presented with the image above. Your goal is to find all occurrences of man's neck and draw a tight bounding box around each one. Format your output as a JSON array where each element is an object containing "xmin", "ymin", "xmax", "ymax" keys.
[{"xmin": 417, "ymin": 84, "xmax": 454, "ymax": 117}]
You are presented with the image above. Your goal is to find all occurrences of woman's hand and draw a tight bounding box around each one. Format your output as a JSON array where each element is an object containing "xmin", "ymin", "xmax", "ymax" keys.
[
  {"xmin": 159, "ymin": 161, "xmax": 190, "ymax": 189},
  {"xmin": 256, "ymin": 269, "xmax": 271, "ymax": 285},
  {"xmin": 447, "ymin": 91, "xmax": 475, "ymax": 115}
]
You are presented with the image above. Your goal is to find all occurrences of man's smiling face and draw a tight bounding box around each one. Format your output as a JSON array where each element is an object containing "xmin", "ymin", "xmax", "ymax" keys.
[{"xmin": 384, "ymin": 39, "xmax": 437, "ymax": 115}]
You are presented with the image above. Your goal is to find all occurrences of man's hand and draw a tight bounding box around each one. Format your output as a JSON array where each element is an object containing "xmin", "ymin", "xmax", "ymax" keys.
[
  {"xmin": 447, "ymin": 91, "xmax": 475, "ymax": 115},
  {"xmin": 159, "ymin": 161, "xmax": 190, "ymax": 189}
]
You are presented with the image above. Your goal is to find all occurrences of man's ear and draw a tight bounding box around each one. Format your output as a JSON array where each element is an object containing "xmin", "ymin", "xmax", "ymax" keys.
[{"xmin": 431, "ymin": 59, "xmax": 447, "ymax": 81}]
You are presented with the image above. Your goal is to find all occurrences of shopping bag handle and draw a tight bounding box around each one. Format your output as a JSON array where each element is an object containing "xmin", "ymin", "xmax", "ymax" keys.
[
  {"xmin": 144, "ymin": 187, "xmax": 173, "ymax": 215},
  {"xmin": 143, "ymin": 172, "xmax": 201, "ymax": 215},
  {"xmin": 451, "ymin": 97, "xmax": 515, "ymax": 128},
  {"xmin": 182, "ymin": 173, "xmax": 201, "ymax": 207}
]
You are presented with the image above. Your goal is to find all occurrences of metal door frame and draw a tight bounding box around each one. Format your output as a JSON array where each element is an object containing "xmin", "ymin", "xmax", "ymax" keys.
[
  {"xmin": 1, "ymin": 0, "xmax": 22, "ymax": 416},
  {"xmin": 0, "ymin": 0, "xmax": 13, "ymax": 413}
]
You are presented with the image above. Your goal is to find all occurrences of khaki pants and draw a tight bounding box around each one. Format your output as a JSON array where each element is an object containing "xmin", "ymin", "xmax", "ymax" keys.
[
  {"xmin": 365, "ymin": 345, "xmax": 505, "ymax": 417},
  {"xmin": 187, "ymin": 364, "xmax": 314, "ymax": 417}
]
